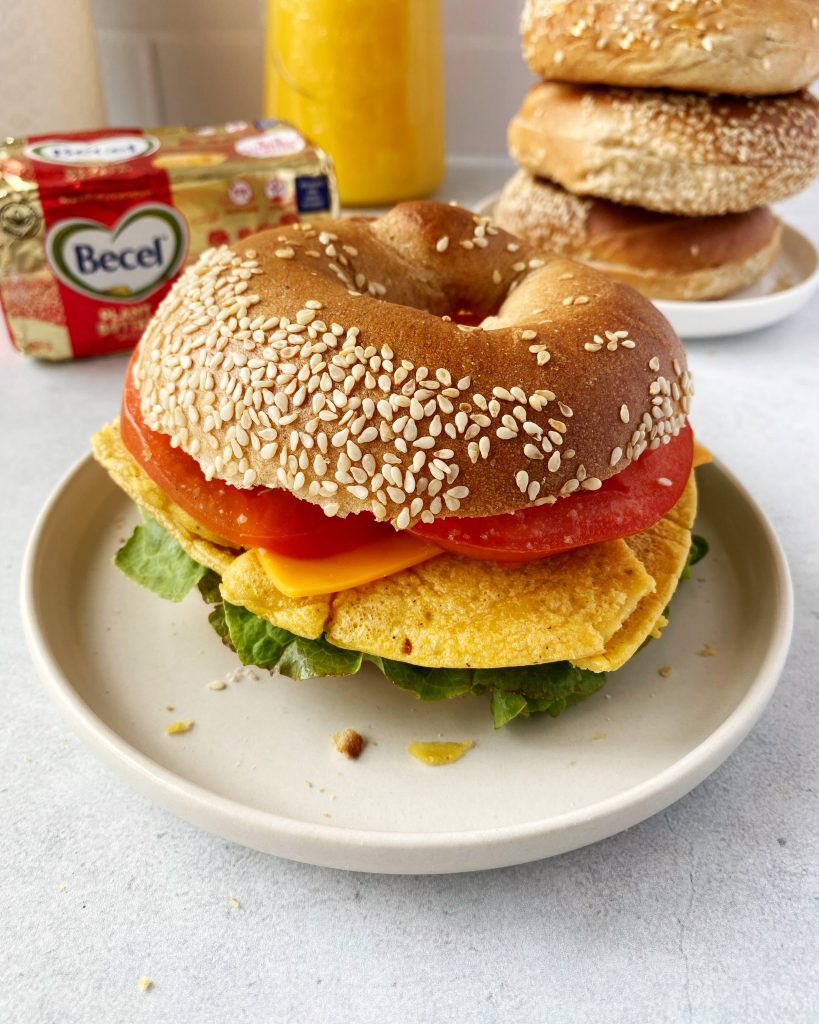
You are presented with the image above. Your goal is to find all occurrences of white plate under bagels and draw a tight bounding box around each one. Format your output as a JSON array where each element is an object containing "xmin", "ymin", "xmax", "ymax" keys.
[
  {"xmin": 475, "ymin": 193, "xmax": 819, "ymax": 339},
  {"xmin": 22, "ymin": 454, "xmax": 792, "ymax": 874}
]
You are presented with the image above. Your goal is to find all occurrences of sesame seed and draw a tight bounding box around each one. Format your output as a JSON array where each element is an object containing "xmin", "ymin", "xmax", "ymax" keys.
[
  {"xmin": 436, "ymin": 236, "xmax": 449, "ymax": 252},
  {"xmin": 657, "ymin": 477, "xmax": 673, "ymax": 487},
  {"xmin": 275, "ymin": 248, "xmax": 295, "ymax": 259},
  {"xmin": 620, "ymin": 404, "xmax": 630, "ymax": 424},
  {"xmin": 395, "ymin": 507, "xmax": 411, "ymax": 529}
]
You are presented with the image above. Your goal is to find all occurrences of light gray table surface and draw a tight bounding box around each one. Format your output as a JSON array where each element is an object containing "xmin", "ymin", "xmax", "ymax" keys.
[{"xmin": 2, "ymin": 159, "xmax": 817, "ymax": 1024}]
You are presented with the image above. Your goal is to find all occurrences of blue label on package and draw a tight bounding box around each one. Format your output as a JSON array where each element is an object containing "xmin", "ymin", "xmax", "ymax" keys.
[{"xmin": 295, "ymin": 175, "xmax": 331, "ymax": 213}]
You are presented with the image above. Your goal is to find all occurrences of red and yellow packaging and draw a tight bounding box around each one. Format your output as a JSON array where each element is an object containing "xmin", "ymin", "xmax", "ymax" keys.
[{"xmin": 0, "ymin": 121, "xmax": 338, "ymax": 360}]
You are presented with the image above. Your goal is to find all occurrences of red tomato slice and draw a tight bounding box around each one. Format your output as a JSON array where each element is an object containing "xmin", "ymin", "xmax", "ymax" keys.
[
  {"xmin": 411, "ymin": 424, "xmax": 694, "ymax": 561},
  {"xmin": 119, "ymin": 354, "xmax": 389, "ymax": 558}
]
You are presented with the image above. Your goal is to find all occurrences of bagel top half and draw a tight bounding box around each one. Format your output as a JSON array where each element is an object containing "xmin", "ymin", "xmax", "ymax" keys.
[
  {"xmin": 134, "ymin": 202, "xmax": 690, "ymax": 529},
  {"xmin": 521, "ymin": 0, "xmax": 819, "ymax": 96}
]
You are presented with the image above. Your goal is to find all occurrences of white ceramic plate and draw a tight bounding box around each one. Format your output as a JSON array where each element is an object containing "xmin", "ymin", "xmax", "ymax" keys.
[
  {"xmin": 22, "ymin": 455, "xmax": 792, "ymax": 874},
  {"xmin": 475, "ymin": 192, "xmax": 819, "ymax": 339}
]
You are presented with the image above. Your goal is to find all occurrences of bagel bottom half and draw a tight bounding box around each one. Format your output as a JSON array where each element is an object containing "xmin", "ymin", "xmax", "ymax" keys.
[
  {"xmin": 495, "ymin": 170, "xmax": 783, "ymax": 301},
  {"xmin": 92, "ymin": 419, "xmax": 697, "ymax": 674}
]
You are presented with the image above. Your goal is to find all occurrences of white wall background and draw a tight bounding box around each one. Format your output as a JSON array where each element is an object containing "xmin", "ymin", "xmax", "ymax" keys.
[{"xmin": 90, "ymin": 0, "xmax": 532, "ymax": 158}]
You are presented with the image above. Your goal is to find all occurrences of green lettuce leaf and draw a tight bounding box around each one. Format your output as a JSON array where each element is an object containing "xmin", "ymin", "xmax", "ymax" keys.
[
  {"xmin": 681, "ymin": 534, "xmax": 710, "ymax": 579},
  {"xmin": 474, "ymin": 661, "xmax": 597, "ymax": 702},
  {"xmin": 490, "ymin": 690, "xmax": 529, "ymax": 728},
  {"xmin": 486, "ymin": 665, "xmax": 607, "ymax": 727},
  {"xmin": 114, "ymin": 515, "xmax": 207, "ymax": 601},
  {"xmin": 197, "ymin": 569, "xmax": 223, "ymax": 605},
  {"xmin": 207, "ymin": 592, "xmax": 604, "ymax": 724},
  {"xmin": 365, "ymin": 656, "xmax": 474, "ymax": 701},
  {"xmin": 222, "ymin": 601, "xmax": 363, "ymax": 678},
  {"xmin": 278, "ymin": 634, "xmax": 363, "ymax": 680},
  {"xmin": 208, "ymin": 603, "xmax": 232, "ymax": 647}
]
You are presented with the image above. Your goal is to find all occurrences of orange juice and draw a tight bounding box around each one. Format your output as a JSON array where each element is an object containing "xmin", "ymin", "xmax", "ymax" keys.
[{"xmin": 265, "ymin": 0, "xmax": 445, "ymax": 206}]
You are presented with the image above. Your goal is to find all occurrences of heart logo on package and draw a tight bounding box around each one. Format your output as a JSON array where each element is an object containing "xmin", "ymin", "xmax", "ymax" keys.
[{"xmin": 45, "ymin": 203, "xmax": 188, "ymax": 303}]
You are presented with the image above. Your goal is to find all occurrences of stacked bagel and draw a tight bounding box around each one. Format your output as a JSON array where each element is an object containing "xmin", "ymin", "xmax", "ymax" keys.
[{"xmin": 495, "ymin": 0, "xmax": 819, "ymax": 301}]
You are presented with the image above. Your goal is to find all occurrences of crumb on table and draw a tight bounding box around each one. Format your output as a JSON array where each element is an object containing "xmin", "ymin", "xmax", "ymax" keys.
[
  {"xmin": 207, "ymin": 680, "xmax": 227, "ymax": 691},
  {"xmin": 138, "ymin": 977, "xmax": 152, "ymax": 993},
  {"xmin": 698, "ymin": 644, "xmax": 717, "ymax": 657},
  {"xmin": 228, "ymin": 896, "xmax": 241, "ymax": 909},
  {"xmin": 658, "ymin": 665, "xmax": 673, "ymax": 678},
  {"xmin": 332, "ymin": 728, "xmax": 365, "ymax": 759}
]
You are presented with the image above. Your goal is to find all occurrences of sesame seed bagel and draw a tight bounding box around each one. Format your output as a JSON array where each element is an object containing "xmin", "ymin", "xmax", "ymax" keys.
[
  {"xmin": 134, "ymin": 201, "xmax": 690, "ymax": 529},
  {"xmin": 509, "ymin": 82, "xmax": 819, "ymax": 216},
  {"xmin": 521, "ymin": 0, "xmax": 819, "ymax": 96},
  {"xmin": 494, "ymin": 170, "xmax": 783, "ymax": 301}
]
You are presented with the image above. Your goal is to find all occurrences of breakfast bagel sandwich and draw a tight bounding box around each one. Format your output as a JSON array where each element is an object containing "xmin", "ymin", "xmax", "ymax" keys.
[{"xmin": 92, "ymin": 201, "xmax": 709, "ymax": 727}]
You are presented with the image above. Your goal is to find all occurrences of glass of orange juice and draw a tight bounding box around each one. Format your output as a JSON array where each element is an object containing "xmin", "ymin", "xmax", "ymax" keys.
[{"xmin": 265, "ymin": 0, "xmax": 445, "ymax": 206}]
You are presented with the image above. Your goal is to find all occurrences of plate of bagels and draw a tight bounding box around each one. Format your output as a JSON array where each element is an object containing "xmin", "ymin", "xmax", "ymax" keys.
[{"xmin": 486, "ymin": 3, "xmax": 819, "ymax": 336}]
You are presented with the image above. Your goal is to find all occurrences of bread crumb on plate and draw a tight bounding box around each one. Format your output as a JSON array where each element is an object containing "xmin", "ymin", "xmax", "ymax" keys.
[
  {"xmin": 138, "ymin": 977, "xmax": 152, "ymax": 993},
  {"xmin": 332, "ymin": 728, "xmax": 365, "ymax": 759},
  {"xmin": 698, "ymin": 644, "xmax": 717, "ymax": 657},
  {"xmin": 658, "ymin": 665, "xmax": 673, "ymax": 677}
]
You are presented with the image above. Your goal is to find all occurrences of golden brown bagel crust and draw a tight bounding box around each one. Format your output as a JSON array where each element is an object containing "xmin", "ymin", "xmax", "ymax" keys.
[
  {"xmin": 134, "ymin": 202, "xmax": 690, "ymax": 528},
  {"xmin": 521, "ymin": 0, "xmax": 819, "ymax": 96},
  {"xmin": 509, "ymin": 82, "xmax": 819, "ymax": 215},
  {"xmin": 494, "ymin": 171, "xmax": 783, "ymax": 300}
]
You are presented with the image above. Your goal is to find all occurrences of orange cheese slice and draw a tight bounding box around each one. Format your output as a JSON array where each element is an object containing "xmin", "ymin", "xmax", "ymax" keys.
[
  {"xmin": 693, "ymin": 439, "xmax": 713, "ymax": 468},
  {"xmin": 257, "ymin": 533, "xmax": 442, "ymax": 598}
]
